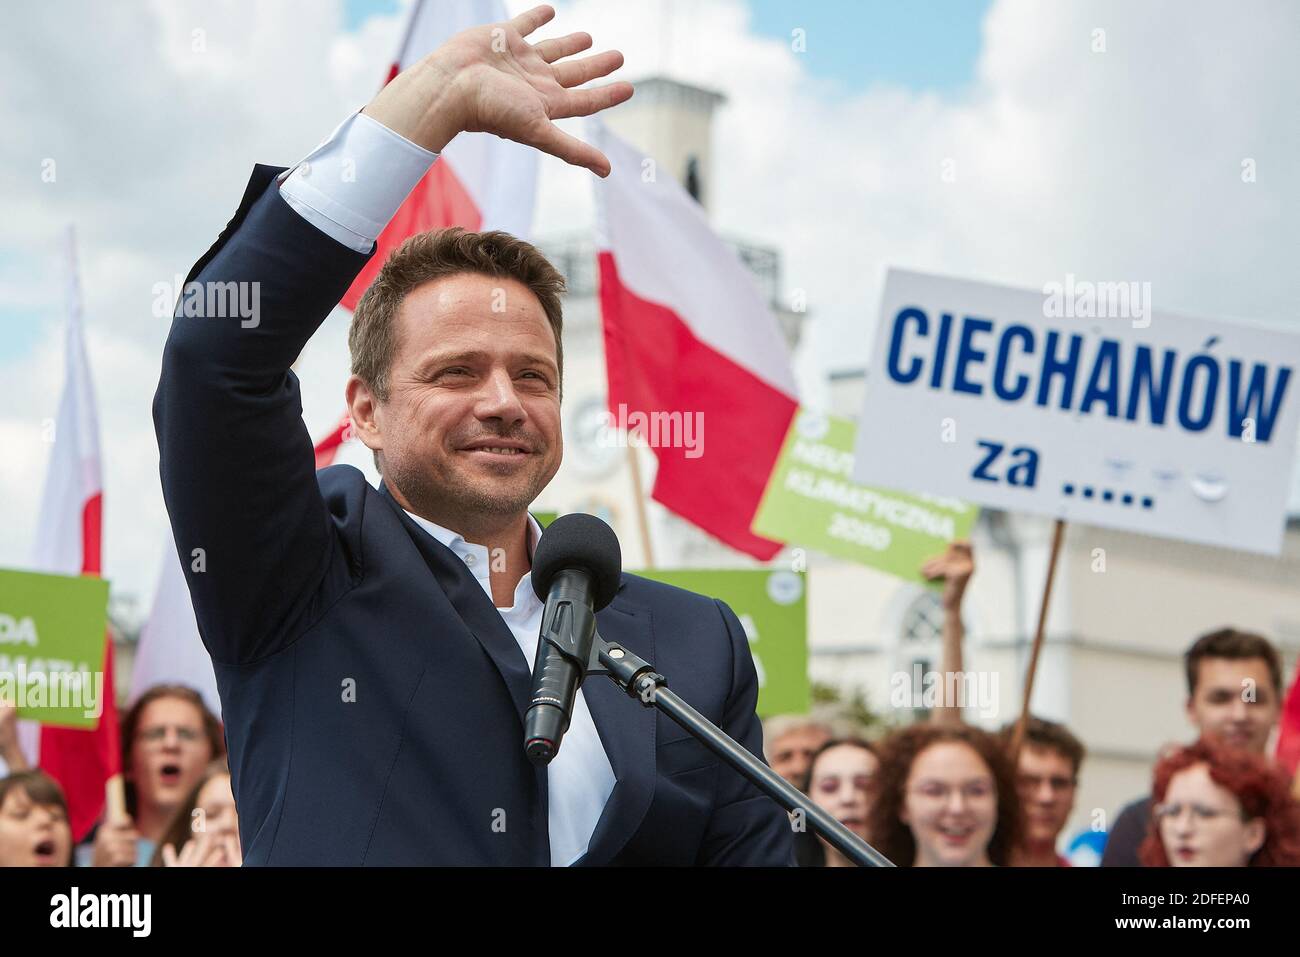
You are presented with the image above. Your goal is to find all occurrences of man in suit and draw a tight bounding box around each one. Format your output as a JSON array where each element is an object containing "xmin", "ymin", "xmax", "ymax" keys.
[{"xmin": 153, "ymin": 4, "xmax": 793, "ymax": 866}]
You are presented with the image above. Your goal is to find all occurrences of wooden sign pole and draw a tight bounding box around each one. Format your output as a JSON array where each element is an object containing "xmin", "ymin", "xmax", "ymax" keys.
[{"xmin": 1009, "ymin": 519, "xmax": 1067, "ymax": 758}]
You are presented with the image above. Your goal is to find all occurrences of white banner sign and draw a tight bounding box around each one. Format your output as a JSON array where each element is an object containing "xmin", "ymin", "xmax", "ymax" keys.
[{"xmin": 853, "ymin": 269, "xmax": 1300, "ymax": 554}]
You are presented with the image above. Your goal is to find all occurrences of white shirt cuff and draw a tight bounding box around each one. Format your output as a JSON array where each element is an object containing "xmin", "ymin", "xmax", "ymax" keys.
[{"xmin": 279, "ymin": 111, "xmax": 439, "ymax": 253}]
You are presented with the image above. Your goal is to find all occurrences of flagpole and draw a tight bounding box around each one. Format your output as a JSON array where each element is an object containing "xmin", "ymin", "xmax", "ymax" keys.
[
  {"xmin": 625, "ymin": 443, "xmax": 656, "ymax": 568},
  {"xmin": 1009, "ymin": 519, "xmax": 1066, "ymax": 757}
]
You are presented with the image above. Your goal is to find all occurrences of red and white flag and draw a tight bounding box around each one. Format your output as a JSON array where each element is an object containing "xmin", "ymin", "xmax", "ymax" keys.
[
  {"xmin": 23, "ymin": 226, "xmax": 121, "ymax": 841},
  {"xmin": 340, "ymin": 0, "xmax": 539, "ymax": 310},
  {"xmin": 1277, "ymin": 658, "xmax": 1300, "ymax": 778},
  {"xmin": 592, "ymin": 122, "xmax": 798, "ymax": 559}
]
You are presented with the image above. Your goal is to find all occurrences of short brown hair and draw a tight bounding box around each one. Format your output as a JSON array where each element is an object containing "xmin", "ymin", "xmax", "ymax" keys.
[
  {"xmin": 866, "ymin": 723, "xmax": 1021, "ymax": 867},
  {"xmin": 1184, "ymin": 628, "xmax": 1282, "ymax": 697},
  {"xmin": 350, "ymin": 227, "xmax": 566, "ymax": 395},
  {"xmin": 0, "ymin": 770, "xmax": 69, "ymax": 817},
  {"xmin": 999, "ymin": 715, "xmax": 1086, "ymax": 777},
  {"xmin": 0, "ymin": 771, "xmax": 72, "ymax": 865}
]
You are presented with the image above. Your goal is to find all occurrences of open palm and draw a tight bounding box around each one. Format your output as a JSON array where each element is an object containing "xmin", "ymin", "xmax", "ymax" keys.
[{"xmin": 368, "ymin": 4, "xmax": 632, "ymax": 176}]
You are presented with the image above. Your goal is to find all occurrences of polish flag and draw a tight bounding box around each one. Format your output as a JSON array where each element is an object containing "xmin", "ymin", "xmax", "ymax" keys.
[
  {"xmin": 1277, "ymin": 658, "xmax": 1300, "ymax": 780},
  {"xmin": 340, "ymin": 0, "xmax": 538, "ymax": 310},
  {"xmin": 23, "ymin": 227, "xmax": 121, "ymax": 841},
  {"xmin": 592, "ymin": 122, "xmax": 798, "ymax": 560},
  {"xmin": 130, "ymin": 417, "xmax": 359, "ymax": 721}
]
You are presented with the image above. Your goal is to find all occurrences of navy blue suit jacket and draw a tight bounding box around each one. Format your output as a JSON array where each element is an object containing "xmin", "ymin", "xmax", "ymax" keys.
[{"xmin": 153, "ymin": 165, "xmax": 794, "ymax": 866}]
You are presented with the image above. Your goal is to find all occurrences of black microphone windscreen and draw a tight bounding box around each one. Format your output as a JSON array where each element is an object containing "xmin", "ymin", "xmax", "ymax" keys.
[{"xmin": 531, "ymin": 513, "xmax": 622, "ymax": 610}]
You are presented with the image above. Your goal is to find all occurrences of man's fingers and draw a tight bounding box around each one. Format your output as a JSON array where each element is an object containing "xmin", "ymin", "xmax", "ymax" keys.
[
  {"xmin": 533, "ymin": 31, "xmax": 591, "ymax": 64},
  {"xmin": 550, "ymin": 80, "xmax": 635, "ymax": 120},
  {"xmin": 510, "ymin": 4, "xmax": 555, "ymax": 38},
  {"xmin": 523, "ymin": 120, "xmax": 611, "ymax": 177},
  {"xmin": 553, "ymin": 50, "xmax": 625, "ymax": 89}
]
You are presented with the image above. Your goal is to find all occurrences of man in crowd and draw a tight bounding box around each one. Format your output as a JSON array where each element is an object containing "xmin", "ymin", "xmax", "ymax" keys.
[
  {"xmin": 764, "ymin": 714, "xmax": 834, "ymax": 793},
  {"xmin": 1002, "ymin": 715, "xmax": 1085, "ymax": 866},
  {"xmin": 1101, "ymin": 627, "xmax": 1284, "ymax": 866}
]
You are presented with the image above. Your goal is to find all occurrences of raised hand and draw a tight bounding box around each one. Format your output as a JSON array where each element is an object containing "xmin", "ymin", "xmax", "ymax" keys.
[
  {"xmin": 920, "ymin": 540, "xmax": 975, "ymax": 611},
  {"xmin": 0, "ymin": 699, "xmax": 27, "ymax": 771},
  {"xmin": 363, "ymin": 4, "xmax": 633, "ymax": 176}
]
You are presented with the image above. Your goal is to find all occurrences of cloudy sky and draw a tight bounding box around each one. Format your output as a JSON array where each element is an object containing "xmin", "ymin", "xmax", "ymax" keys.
[{"xmin": 1, "ymin": 0, "xmax": 1296, "ymax": 614}]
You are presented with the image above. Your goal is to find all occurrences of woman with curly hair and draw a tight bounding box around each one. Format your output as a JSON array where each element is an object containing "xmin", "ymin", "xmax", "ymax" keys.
[
  {"xmin": 866, "ymin": 723, "xmax": 1021, "ymax": 867},
  {"xmin": 1139, "ymin": 737, "xmax": 1300, "ymax": 867}
]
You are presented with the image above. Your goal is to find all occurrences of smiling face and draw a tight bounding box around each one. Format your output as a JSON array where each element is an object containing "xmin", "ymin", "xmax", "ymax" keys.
[
  {"xmin": 1186, "ymin": 657, "xmax": 1279, "ymax": 756},
  {"xmin": 901, "ymin": 741, "xmax": 999, "ymax": 867},
  {"xmin": 350, "ymin": 273, "xmax": 562, "ymax": 527},
  {"xmin": 808, "ymin": 744, "xmax": 879, "ymax": 840},
  {"xmin": 0, "ymin": 786, "xmax": 71, "ymax": 867},
  {"xmin": 129, "ymin": 696, "xmax": 214, "ymax": 817},
  {"xmin": 1157, "ymin": 762, "xmax": 1265, "ymax": 867}
]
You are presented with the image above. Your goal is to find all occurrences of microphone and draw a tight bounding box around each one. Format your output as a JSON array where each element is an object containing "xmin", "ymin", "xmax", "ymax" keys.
[{"xmin": 524, "ymin": 513, "xmax": 622, "ymax": 766}]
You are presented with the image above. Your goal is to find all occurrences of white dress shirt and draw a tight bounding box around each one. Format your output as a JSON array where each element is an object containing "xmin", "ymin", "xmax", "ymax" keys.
[
  {"xmin": 279, "ymin": 110, "xmax": 439, "ymax": 253},
  {"xmin": 276, "ymin": 113, "xmax": 617, "ymax": 864},
  {"xmin": 400, "ymin": 511, "xmax": 617, "ymax": 867}
]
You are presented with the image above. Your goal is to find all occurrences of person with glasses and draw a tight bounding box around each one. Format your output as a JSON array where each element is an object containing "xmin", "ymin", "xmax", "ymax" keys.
[
  {"xmin": 1102, "ymin": 628, "xmax": 1285, "ymax": 866},
  {"xmin": 86, "ymin": 685, "xmax": 224, "ymax": 867},
  {"xmin": 999, "ymin": 715, "xmax": 1085, "ymax": 866},
  {"xmin": 1139, "ymin": 736, "xmax": 1300, "ymax": 867},
  {"xmin": 867, "ymin": 723, "xmax": 1021, "ymax": 867},
  {"xmin": 800, "ymin": 739, "xmax": 879, "ymax": 867}
]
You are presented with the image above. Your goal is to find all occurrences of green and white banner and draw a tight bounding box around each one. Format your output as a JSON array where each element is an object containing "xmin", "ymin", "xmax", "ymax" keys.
[
  {"xmin": 753, "ymin": 407, "xmax": 977, "ymax": 586},
  {"xmin": 0, "ymin": 568, "xmax": 110, "ymax": 729},
  {"xmin": 634, "ymin": 568, "xmax": 808, "ymax": 716}
]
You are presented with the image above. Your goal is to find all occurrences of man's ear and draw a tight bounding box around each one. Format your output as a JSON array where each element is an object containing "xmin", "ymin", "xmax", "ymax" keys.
[{"xmin": 345, "ymin": 375, "xmax": 383, "ymax": 453}]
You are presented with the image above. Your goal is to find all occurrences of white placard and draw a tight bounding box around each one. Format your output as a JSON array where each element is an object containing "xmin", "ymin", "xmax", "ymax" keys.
[{"xmin": 853, "ymin": 269, "xmax": 1300, "ymax": 554}]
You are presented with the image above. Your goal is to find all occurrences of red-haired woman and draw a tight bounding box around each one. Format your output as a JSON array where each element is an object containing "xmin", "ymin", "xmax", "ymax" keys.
[{"xmin": 1139, "ymin": 737, "xmax": 1300, "ymax": 867}]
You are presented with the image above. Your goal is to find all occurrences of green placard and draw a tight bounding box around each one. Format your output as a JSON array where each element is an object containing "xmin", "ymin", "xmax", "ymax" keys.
[
  {"xmin": 752, "ymin": 408, "xmax": 977, "ymax": 586},
  {"xmin": 532, "ymin": 511, "xmax": 559, "ymax": 529},
  {"xmin": 0, "ymin": 568, "xmax": 110, "ymax": 729},
  {"xmin": 632, "ymin": 569, "xmax": 808, "ymax": 717}
]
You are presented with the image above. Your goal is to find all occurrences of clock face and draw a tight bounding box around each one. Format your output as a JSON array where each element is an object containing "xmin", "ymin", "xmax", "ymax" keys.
[{"xmin": 567, "ymin": 394, "xmax": 623, "ymax": 478}]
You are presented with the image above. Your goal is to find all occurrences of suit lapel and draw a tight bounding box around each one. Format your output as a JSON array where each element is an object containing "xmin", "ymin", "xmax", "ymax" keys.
[
  {"xmin": 579, "ymin": 584, "xmax": 657, "ymax": 865},
  {"xmin": 377, "ymin": 483, "xmax": 533, "ymax": 724}
]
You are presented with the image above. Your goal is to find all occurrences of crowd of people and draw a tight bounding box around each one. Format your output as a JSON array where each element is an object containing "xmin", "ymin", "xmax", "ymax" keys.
[
  {"xmin": 0, "ymin": 684, "xmax": 238, "ymax": 867},
  {"xmin": 1, "ymin": 545, "xmax": 1297, "ymax": 868},
  {"xmin": 766, "ymin": 625, "xmax": 1300, "ymax": 867}
]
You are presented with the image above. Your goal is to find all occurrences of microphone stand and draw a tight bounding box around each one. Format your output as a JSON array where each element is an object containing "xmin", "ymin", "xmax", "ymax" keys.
[{"xmin": 583, "ymin": 631, "xmax": 894, "ymax": 868}]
